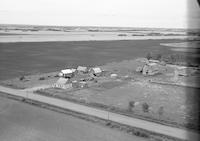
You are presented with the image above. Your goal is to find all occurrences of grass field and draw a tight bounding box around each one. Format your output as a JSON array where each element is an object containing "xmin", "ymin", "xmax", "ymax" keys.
[
  {"xmin": 37, "ymin": 73, "xmax": 200, "ymax": 130},
  {"xmin": 0, "ymin": 39, "xmax": 181, "ymax": 80},
  {"xmin": 1, "ymin": 39, "xmax": 199, "ymax": 134}
]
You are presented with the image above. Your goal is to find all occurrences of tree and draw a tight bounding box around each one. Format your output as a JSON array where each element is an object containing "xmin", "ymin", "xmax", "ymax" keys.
[
  {"xmin": 156, "ymin": 54, "xmax": 162, "ymax": 61},
  {"xmin": 128, "ymin": 101, "xmax": 135, "ymax": 112},
  {"xmin": 158, "ymin": 106, "xmax": 164, "ymax": 119},
  {"xmin": 142, "ymin": 102, "xmax": 149, "ymax": 113},
  {"xmin": 146, "ymin": 52, "xmax": 152, "ymax": 60},
  {"xmin": 19, "ymin": 76, "xmax": 25, "ymax": 81},
  {"xmin": 39, "ymin": 77, "xmax": 45, "ymax": 80}
]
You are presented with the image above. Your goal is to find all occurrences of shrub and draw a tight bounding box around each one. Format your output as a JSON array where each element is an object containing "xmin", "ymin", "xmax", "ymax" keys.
[
  {"xmin": 146, "ymin": 52, "xmax": 194, "ymax": 66},
  {"xmin": 39, "ymin": 77, "xmax": 45, "ymax": 80},
  {"xmin": 156, "ymin": 54, "xmax": 162, "ymax": 61},
  {"xmin": 142, "ymin": 102, "xmax": 149, "ymax": 113},
  {"xmin": 118, "ymin": 34, "xmax": 127, "ymax": 36},
  {"xmin": 158, "ymin": 106, "xmax": 164, "ymax": 118},
  {"xmin": 146, "ymin": 52, "xmax": 162, "ymax": 61},
  {"xmin": 128, "ymin": 101, "xmax": 135, "ymax": 112},
  {"xmin": 146, "ymin": 52, "xmax": 152, "ymax": 60},
  {"xmin": 19, "ymin": 76, "xmax": 25, "ymax": 81}
]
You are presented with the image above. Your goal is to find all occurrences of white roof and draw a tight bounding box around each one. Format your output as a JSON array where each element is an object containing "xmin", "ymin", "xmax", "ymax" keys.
[
  {"xmin": 61, "ymin": 69, "xmax": 73, "ymax": 74},
  {"xmin": 77, "ymin": 66, "xmax": 87, "ymax": 71},
  {"xmin": 56, "ymin": 78, "xmax": 69, "ymax": 84},
  {"xmin": 176, "ymin": 66, "xmax": 188, "ymax": 69},
  {"xmin": 149, "ymin": 59, "xmax": 160, "ymax": 63},
  {"xmin": 92, "ymin": 67, "xmax": 102, "ymax": 73},
  {"xmin": 148, "ymin": 63, "xmax": 157, "ymax": 66},
  {"xmin": 77, "ymin": 66, "xmax": 87, "ymax": 69},
  {"xmin": 71, "ymin": 69, "xmax": 76, "ymax": 72}
]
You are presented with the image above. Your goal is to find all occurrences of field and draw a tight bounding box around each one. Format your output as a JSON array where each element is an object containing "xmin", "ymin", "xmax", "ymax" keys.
[
  {"xmin": 0, "ymin": 94, "xmax": 148, "ymax": 141},
  {"xmin": 4, "ymin": 56, "xmax": 198, "ymax": 130},
  {"xmin": 1, "ymin": 38, "xmax": 199, "ymax": 130},
  {"xmin": 0, "ymin": 39, "xmax": 182, "ymax": 80},
  {"xmin": 1, "ymin": 30, "xmax": 200, "ymax": 141},
  {"xmin": 33, "ymin": 59, "xmax": 200, "ymax": 131}
]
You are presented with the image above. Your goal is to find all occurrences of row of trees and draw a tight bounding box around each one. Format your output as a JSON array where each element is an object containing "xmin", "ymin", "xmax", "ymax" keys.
[
  {"xmin": 146, "ymin": 52, "xmax": 198, "ymax": 67},
  {"xmin": 128, "ymin": 101, "xmax": 164, "ymax": 118}
]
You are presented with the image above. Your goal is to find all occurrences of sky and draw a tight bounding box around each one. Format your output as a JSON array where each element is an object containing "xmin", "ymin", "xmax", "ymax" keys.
[{"xmin": 0, "ymin": 0, "xmax": 199, "ymax": 28}]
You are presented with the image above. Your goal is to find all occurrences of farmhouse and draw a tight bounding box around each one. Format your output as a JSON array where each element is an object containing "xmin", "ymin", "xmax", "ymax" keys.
[{"xmin": 53, "ymin": 78, "xmax": 72, "ymax": 89}]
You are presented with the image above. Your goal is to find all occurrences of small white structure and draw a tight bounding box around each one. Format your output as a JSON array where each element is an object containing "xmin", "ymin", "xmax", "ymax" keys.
[
  {"xmin": 60, "ymin": 69, "xmax": 75, "ymax": 78},
  {"xmin": 58, "ymin": 72, "xmax": 64, "ymax": 77},
  {"xmin": 71, "ymin": 69, "xmax": 76, "ymax": 73},
  {"xmin": 89, "ymin": 67, "xmax": 102, "ymax": 76},
  {"xmin": 136, "ymin": 66, "xmax": 143, "ymax": 72},
  {"xmin": 177, "ymin": 68, "xmax": 189, "ymax": 76},
  {"xmin": 136, "ymin": 58, "xmax": 149, "ymax": 64},
  {"xmin": 110, "ymin": 73, "xmax": 118, "ymax": 78},
  {"xmin": 148, "ymin": 62, "xmax": 157, "ymax": 66},
  {"xmin": 149, "ymin": 59, "xmax": 160, "ymax": 63},
  {"xmin": 77, "ymin": 66, "xmax": 88, "ymax": 73}
]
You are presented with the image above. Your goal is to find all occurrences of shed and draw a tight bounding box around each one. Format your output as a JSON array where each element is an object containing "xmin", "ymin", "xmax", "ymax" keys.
[
  {"xmin": 149, "ymin": 59, "xmax": 160, "ymax": 63},
  {"xmin": 77, "ymin": 66, "xmax": 88, "ymax": 73},
  {"xmin": 61, "ymin": 69, "xmax": 75, "ymax": 78},
  {"xmin": 136, "ymin": 58, "xmax": 149, "ymax": 64},
  {"xmin": 177, "ymin": 68, "xmax": 189, "ymax": 76},
  {"xmin": 110, "ymin": 73, "xmax": 118, "ymax": 78},
  {"xmin": 89, "ymin": 67, "xmax": 102, "ymax": 76}
]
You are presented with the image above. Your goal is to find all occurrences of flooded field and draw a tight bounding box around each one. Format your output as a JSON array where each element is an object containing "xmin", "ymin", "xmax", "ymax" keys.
[{"xmin": 0, "ymin": 94, "xmax": 146, "ymax": 141}]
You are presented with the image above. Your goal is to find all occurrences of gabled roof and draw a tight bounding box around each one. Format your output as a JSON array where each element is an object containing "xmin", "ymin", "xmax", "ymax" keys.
[
  {"xmin": 56, "ymin": 77, "xmax": 69, "ymax": 85},
  {"xmin": 91, "ymin": 67, "xmax": 102, "ymax": 73},
  {"xmin": 77, "ymin": 66, "xmax": 88, "ymax": 71},
  {"xmin": 61, "ymin": 69, "xmax": 73, "ymax": 74}
]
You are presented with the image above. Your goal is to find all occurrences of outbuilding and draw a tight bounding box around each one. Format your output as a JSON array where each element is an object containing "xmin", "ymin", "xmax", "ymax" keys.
[
  {"xmin": 61, "ymin": 69, "xmax": 76, "ymax": 78},
  {"xmin": 89, "ymin": 67, "xmax": 102, "ymax": 77},
  {"xmin": 53, "ymin": 78, "xmax": 72, "ymax": 89},
  {"xmin": 77, "ymin": 66, "xmax": 88, "ymax": 73}
]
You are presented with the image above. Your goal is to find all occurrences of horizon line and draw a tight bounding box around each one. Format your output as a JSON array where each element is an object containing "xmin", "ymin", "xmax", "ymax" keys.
[{"xmin": 0, "ymin": 23, "xmax": 192, "ymax": 30}]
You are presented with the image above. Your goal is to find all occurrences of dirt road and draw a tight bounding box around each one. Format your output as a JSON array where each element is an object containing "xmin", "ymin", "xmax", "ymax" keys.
[
  {"xmin": 0, "ymin": 85, "xmax": 199, "ymax": 141},
  {"xmin": 0, "ymin": 93, "xmax": 142, "ymax": 141}
]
